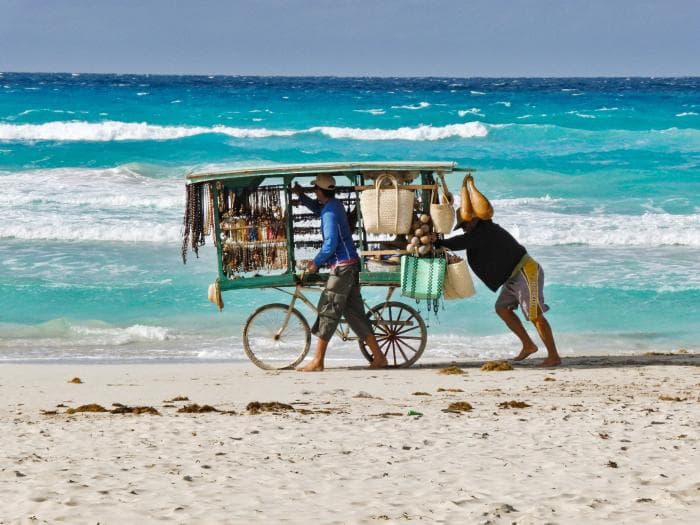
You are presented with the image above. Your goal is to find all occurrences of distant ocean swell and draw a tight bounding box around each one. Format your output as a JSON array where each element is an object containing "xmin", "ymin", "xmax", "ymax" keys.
[
  {"xmin": 0, "ymin": 120, "xmax": 489, "ymax": 142},
  {"xmin": 2, "ymin": 120, "xmax": 697, "ymax": 151}
]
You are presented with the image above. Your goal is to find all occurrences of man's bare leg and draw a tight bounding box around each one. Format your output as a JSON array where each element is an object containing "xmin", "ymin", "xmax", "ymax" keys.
[
  {"xmin": 364, "ymin": 334, "xmax": 387, "ymax": 369},
  {"xmin": 532, "ymin": 313, "xmax": 561, "ymax": 367},
  {"xmin": 496, "ymin": 307, "xmax": 538, "ymax": 361},
  {"xmin": 298, "ymin": 338, "xmax": 328, "ymax": 372}
]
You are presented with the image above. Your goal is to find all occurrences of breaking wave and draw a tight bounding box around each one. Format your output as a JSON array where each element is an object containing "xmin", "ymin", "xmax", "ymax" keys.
[
  {"xmin": 309, "ymin": 122, "xmax": 488, "ymax": 140},
  {"xmin": 0, "ymin": 120, "xmax": 297, "ymax": 141},
  {"xmin": 0, "ymin": 120, "xmax": 489, "ymax": 142},
  {"xmin": 0, "ymin": 319, "xmax": 171, "ymax": 344}
]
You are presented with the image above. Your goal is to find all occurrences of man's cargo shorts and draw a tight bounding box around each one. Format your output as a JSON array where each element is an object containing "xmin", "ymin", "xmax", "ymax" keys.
[{"xmin": 312, "ymin": 262, "xmax": 373, "ymax": 342}]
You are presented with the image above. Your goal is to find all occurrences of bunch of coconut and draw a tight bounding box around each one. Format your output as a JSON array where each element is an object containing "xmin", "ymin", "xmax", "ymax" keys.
[{"xmin": 406, "ymin": 213, "xmax": 434, "ymax": 256}]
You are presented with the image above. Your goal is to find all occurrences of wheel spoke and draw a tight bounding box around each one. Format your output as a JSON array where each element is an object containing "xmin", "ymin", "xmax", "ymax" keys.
[
  {"xmin": 394, "ymin": 324, "xmax": 421, "ymax": 336},
  {"xmin": 371, "ymin": 308, "xmax": 391, "ymax": 336},
  {"xmin": 390, "ymin": 338, "xmax": 398, "ymax": 366},
  {"xmin": 373, "ymin": 322, "xmax": 390, "ymax": 337},
  {"xmin": 396, "ymin": 344, "xmax": 410, "ymax": 363},
  {"xmin": 395, "ymin": 338, "xmax": 419, "ymax": 355},
  {"xmin": 374, "ymin": 337, "xmax": 389, "ymax": 347}
]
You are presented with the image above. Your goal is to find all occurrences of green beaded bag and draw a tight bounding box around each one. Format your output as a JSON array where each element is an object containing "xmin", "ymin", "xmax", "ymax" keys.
[{"xmin": 400, "ymin": 255, "xmax": 447, "ymax": 300}]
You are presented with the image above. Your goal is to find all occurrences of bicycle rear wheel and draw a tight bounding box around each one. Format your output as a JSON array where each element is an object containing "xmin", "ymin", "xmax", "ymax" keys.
[
  {"xmin": 243, "ymin": 303, "xmax": 311, "ymax": 370},
  {"xmin": 358, "ymin": 301, "xmax": 427, "ymax": 368}
]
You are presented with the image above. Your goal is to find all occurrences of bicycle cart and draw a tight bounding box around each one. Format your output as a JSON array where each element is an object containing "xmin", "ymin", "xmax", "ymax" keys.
[{"xmin": 182, "ymin": 162, "xmax": 468, "ymax": 369}]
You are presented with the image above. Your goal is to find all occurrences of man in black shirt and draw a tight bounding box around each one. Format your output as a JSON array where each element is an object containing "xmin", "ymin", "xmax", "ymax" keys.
[{"xmin": 435, "ymin": 218, "xmax": 561, "ymax": 367}]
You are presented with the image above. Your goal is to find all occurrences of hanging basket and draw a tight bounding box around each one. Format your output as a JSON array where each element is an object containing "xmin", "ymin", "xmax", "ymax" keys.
[
  {"xmin": 429, "ymin": 176, "xmax": 455, "ymax": 233},
  {"xmin": 360, "ymin": 173, "xmax": 415, "ymax": 234},
  {"xmin": 443, "ymin": 256, "xmax": 476, "ymax": 300},
  {"xmin": 400, "ymin": 255, "xmax": 446, "ymax": 300}
]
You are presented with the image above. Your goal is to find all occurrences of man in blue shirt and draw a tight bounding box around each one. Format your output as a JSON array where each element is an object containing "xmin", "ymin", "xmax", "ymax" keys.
[{"xmin": 295, "ymin": 174, "xmax": 387, "ymax": 371}]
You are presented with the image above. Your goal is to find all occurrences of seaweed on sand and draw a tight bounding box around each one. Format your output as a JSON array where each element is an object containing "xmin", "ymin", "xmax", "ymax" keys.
[
  {"xmin": 65, "ymin": 403, "xmax": 160, "ymax": 415},
  {"xmin": 444, "ymin": 401, "xmax": 473, "ymax": 413},
  {"xmin": 658, "ymin": 395, "xmax": 687, "ymax": 402},
  {"xmin": 372, "ymin": 412, "xmax": 403, "ymax": 418},
  {"xmin": 481, "ymin": 361, "xmax": 513, "ymax": 371},
  {"xmin": 177, "ymin": 404, "xmax": 219, "ymax": 413},
  {"xmin": 66, "ymin": 404, "xmax": 108, "ymax": 414},
  {"xmin": 246, "ymin": 401, "xmax": 294, "ymax": 414},
  {"xmin": 111, "ymin": 403, "xmax": 161, "ymax": 415},
  {"xmin": 498, "ymin": 400, "xmax": 531, "ymax": 409}
]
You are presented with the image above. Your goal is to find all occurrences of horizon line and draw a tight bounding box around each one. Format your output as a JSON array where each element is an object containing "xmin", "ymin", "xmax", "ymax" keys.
[{"xmin": 2, "ymin": 71, "xmax": 699, "ymax": 80}]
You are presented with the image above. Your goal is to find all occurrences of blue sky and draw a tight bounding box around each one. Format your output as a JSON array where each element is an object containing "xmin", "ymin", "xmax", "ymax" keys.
[{"xmin": 1, "ymin": 0, "xmax": 698, "ymax": 76}]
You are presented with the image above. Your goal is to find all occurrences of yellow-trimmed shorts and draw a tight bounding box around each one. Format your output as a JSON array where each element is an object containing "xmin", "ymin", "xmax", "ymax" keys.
[{"xmin": 495, "ymin": 256, "xmax": 549, "ymax": 321}]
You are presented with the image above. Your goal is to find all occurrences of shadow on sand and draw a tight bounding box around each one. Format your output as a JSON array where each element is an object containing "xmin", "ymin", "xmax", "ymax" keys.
[
  {"xmin": 415, "ymin": 353, "xmax": 700, "ymax": 370},
  {"xmin": 341, "ymin": 352, "xmax": 699, "ymax": 371}
]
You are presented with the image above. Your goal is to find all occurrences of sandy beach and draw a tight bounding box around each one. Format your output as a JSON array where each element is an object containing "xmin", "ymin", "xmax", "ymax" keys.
[{"xmin": 1, "ymin": 354, "xmax": 698, "ymax": 524}]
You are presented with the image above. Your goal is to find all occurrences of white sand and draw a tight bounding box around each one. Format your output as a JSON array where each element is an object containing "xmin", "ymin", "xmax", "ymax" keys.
[{"xmin": 1, "ymin": 355, "xmax": 699, "ymax": 524}]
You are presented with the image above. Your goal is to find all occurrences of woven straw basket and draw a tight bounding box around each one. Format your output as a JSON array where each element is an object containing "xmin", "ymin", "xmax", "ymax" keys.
[
  {"xmin": 360, "ymin": 173, "xmax": 414, "ymax": 234},
  {"xmin": 430, "ymin": 180, "xmax": 455, "ymax": 233},
  {"xmin": 443, "ymin": 257, "xmax": 476, "ymax": 300}
]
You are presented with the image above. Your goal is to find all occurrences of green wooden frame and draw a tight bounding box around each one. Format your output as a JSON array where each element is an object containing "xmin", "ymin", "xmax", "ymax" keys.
[{"xmin": 185, "ymin": 162, "xmax": 470, "ymax": 291}]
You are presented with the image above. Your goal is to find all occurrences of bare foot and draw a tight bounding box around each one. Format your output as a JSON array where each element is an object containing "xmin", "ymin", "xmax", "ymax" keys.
[
  {"xmin": 512, "ymin": 344, "xmax": 538, "ymax": 362},
  {"xmin": 297, "ymin": 361, "xmax": 324, "ymax": 372},
  {"xmin": 369, "ymin": 355, "xmax": 388, "ymax": 369},
  {"xmin": 539, "ymin": 357, "xmax": 562, "ymax": 367}
]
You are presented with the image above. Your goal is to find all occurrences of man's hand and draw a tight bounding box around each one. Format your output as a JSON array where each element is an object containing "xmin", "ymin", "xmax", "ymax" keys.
[
  {"xmin": 292, "ymin": 182, "xmax": 304, "ymax": 196},
  {"xmin": 306, "ymin": 260, "xmax": 318, "ymax": 273}
]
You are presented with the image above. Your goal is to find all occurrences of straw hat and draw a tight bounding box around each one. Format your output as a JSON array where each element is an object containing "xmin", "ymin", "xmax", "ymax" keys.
[{"xmin": 311, "ymin": 174, "xmax": 336, "ymax": 190}]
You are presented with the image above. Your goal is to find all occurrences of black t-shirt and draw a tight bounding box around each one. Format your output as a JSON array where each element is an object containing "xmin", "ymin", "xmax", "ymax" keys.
[{"xmin": 438, "ymin": 220, "xmax": 527, "ymax": 291}]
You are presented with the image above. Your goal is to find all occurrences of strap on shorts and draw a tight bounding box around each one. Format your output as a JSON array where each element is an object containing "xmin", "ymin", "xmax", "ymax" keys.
[{"xmin": 520, "ymin": 257, "xmax": 540, "ymax": 321}]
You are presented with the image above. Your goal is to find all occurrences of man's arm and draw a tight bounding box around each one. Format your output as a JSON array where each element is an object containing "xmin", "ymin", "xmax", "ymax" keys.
[
  {"xmin": 294, "ymin": 184, "xmax": 322, "ymax": 216},
  {"xmin": 436, "ymin": 233, "xmax": 470, "ymax": 252},
  {"xmin": 312, "ymin": 210, "xmax": 340, "ymax": 268}
]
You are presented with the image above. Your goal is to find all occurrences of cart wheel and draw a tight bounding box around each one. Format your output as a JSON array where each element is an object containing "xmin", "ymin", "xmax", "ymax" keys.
[
  {"xmin": 243, "ymin": 303, "xmax": 311, "ymax": 370},
  {"xmin": 358, "ymin": 301, "xmax": 427, "ymax": 368}
]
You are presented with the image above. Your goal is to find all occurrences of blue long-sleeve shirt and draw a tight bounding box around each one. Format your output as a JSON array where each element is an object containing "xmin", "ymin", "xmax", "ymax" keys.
[{"xmin": 299, "ymin": 194, "xmax": 358, "ymax": 267}]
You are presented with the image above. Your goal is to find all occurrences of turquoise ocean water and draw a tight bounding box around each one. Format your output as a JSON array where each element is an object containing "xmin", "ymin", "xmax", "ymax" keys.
[{"xmin": 0, "ymin": 74, "xmax": 698, "ymax": 363}]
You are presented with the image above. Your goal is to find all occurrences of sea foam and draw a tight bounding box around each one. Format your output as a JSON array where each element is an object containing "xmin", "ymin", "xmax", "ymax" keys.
[
  {"xmin": 448, "ymin": 196, "xmax": 700, "ymax": 247},
  {"xmin": 0, "ymin": 319, "xmax": 171, "ymax": 344},
  {"xmin": 0, "ymin": 166, "xmax": 183, "ymax": 210},
  {"xmin": 390, "ymin": 101, "xmax": 430, "ymax": 110},
  {"xmin": 0, "ymin": 120, "xmax": 489, "ymax": 142},
  {"xmin": 497, "ymin": 211, "xmax": 700, "ymax": 247},
  {"xmin": 0, "ymin": 221, "xmax": 181, "ymax": 242},
  {"xmin": 310, "ymin": 122, "xmax": 488, "ymax": 141},
  {"xmin": 0, "ymin": 121, "xmax": 297, "ymax": 141}
]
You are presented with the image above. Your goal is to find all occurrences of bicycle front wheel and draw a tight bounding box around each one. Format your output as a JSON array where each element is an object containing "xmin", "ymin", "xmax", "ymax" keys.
[{"xmin": 243, "ymin": 303, "xmax": 311, "ymax": 370}]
